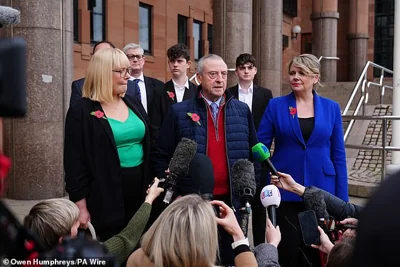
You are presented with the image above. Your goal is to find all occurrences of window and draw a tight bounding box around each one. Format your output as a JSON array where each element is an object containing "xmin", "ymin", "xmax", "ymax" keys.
[
  {"xmin": 73, "ymin": 0, "xmax": 79, "ymax": 42},
  {"xmin": 193, "ymin": 20, "xmax": 202, "ymax": 60},
  {"xmin": 374, "ymin": 0, "xmax": 394, "ymax": 77},
  {"xmin": 178, "ymin": 15, "xmax": 188, "ymax": 45},
  {"xmin": 208, "ymin": 24, "xmax": 213, "ymax": 54},
  {"xmin": 90, "ymin": 0, "xmax": 105, "ymax": 43},
  {"xmin": 283, "ymin": 0, "xmax": 297, "ymax": 17},
  {"xmin": 139, "ymin": 3, "xmax": 152, "ymax": 54}
]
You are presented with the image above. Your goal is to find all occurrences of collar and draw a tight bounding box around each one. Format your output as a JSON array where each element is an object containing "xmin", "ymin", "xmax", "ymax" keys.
[
  {"xmin": 129, "ymin": 73, "xmax": 144, "ymax": 82},
  {"xmin": 172, "ymin": 78, "xmax": 189, "ymax": 89},
  {"xmin": 201, "ymin": 91, "xmax": 223, "ymax": 107},
  {"xmin": 238, "ymin": 82, "xmax": 254, "ymax": 93}
]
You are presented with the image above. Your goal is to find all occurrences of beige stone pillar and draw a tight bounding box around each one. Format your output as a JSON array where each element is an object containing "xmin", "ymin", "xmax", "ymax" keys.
[
  {"xmin": 311, "ymin": 0, "xmax": 339, "ymax": 82},
  {"xmin": 212, "ymin": 0, "xmax": 252, "ymax": 87},
  {"xmin": 252, "ymin": 0, "xmax": 282, "ymax": 97},
  {"xmin": 0, "ymin": 0, "xmax": 73, "ymax": 199},
  {"xmin": 348, "ymin": 0, "xmax": 369, "ymax": 81}
]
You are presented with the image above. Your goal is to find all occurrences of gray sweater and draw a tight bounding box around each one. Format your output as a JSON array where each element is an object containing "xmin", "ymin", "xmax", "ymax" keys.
[{"xmin": 254, "ymin": 243, "xmax": 281, "ymax": 267}]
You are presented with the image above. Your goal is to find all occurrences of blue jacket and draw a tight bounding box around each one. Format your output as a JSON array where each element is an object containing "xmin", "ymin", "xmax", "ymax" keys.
[
  {"xmin": 152, "ymin": 87, "xmax": 260, "ymax": 210},
  {"xmin": 257, "ymin": 91, "xmax": 348, "ymax": 202}
]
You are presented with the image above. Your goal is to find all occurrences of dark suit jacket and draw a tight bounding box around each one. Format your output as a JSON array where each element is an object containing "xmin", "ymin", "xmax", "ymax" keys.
[
  {"xmin": 150, "ymin": 79, "xmax": 198, "ymax": 140},
  {"xmin": 69, "ymin": 78, "xmax": 85, "ymax": 107},
  {"xmin": 64, "ymin": 96, "xmax": 152, "ymax": 233},
  {"xmin": 227, "ymin": 84, "xmax": 273, "ymax": 131}
]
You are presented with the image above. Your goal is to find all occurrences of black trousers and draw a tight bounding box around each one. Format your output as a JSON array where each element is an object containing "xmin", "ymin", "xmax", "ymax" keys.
[
  {"xmin": 277, "ymin": 202, "xmax": 321, "ymax": 267},
  {"xmin": 96, "ymin": 164, "xmax": 144, "ymax": 242}
]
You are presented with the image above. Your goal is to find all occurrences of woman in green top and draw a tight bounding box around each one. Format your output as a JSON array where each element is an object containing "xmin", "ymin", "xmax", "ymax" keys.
[{"xmin": 64, "ymin": 48, "xmax": 153, "ymax": 241}]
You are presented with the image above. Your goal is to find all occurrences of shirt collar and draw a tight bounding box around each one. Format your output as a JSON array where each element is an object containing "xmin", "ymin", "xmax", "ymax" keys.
[
  {"xmin": 129, "ymin": 73, "xmax": 144, "ymax": 82},
  {"xmin": 201, "ymin": 92, "xmax": 223, "ymax": 107},
  {"xmin": 172, "ymin": 78, "xmax": 189, "ymax": 89},
  {"xmin": 238, "ymin": 82, "xmax": 254, "ymax": 93}
]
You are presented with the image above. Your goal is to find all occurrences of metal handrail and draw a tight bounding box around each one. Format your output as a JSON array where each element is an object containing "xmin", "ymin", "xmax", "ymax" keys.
[
  {"xmin": 342, "ymin": 61, "xmax": 393, "ymax": 141},
  {"xmin": 342, "ymin": 115, "xmax": 400, "ymax": 180},
  {"xmin": 318, "ymin": 56, "xmax": 339, "ymax": 62}
]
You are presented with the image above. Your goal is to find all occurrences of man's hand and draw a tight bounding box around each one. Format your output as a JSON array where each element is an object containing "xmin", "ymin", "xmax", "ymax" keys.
[{"xmin": 78, "ymin": 208, "xmax": 91, "ymax": 229}]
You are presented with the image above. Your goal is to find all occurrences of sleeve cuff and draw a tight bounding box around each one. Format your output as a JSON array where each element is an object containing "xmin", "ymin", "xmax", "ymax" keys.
[{"xmin": 231, "ymin": 238, "xmax": 249, "ymax": 249}]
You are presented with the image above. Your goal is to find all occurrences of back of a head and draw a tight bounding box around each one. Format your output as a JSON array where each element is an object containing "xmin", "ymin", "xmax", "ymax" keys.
[
  {"xmin": 23, "ymin": 198, "xmax": 79, "ymax": 251},
  {"xmin": 83, "ymin": 47, "xmax": 130, "ymax": 102},
  {"xmin": 326, "ymin": 238, "xmax": 354, "ymax": 267},
  {"xmin": 141, "ymin": 194, "xmax": 218, "ymax": 267}
]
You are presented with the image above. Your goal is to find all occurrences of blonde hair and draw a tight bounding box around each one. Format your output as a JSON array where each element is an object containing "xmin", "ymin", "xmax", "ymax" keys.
[
  {"xmin": 23, "ymin": 198, "xmax": 80, "ymax": 251},
  {"xmin": 82, "ymin": 48, "xmax": 130, "ymax": 103},
  {"xmin": 289, "ymin": 53, "xmax": 323, "ymax": 87},
  {"xmin": 141, "ymin": 194, "xmax": 219, "ymax": 267}
]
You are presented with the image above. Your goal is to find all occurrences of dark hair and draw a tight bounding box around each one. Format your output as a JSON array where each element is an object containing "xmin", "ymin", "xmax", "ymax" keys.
[
  {"xmin": 235, "ymin": 53, "xmax": 256, "ymax": 68},
  {"xmin": 167, "ymin": 43, "xmax": 190, "ymax": 61},
  {"xmin": 325, "ymin": 238, "xmax": 355, "ymax": 267},
  {"xmin": 93, "ymin": 40, "xmax": 115, "ymax": 53}
]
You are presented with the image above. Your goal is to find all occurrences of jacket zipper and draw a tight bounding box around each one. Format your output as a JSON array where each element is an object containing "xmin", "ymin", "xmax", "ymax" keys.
[{"xmin": 223, "ymin": 98, "xmax": 235, "ymax": 211}]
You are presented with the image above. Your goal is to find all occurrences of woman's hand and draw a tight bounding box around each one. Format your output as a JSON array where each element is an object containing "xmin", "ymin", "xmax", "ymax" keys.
[
  {"xmin": 311, "ymin": 226, "xmax": 334, "ymax": 254},
  {"xmin": 340, "ymin": 218, "xmax": 358, "ymax": 226},
  {"xmin": 271, "ymin": 171, "xmax": 306, "ymax": 196},
  {"xmin": 266, "ymin": 218, "xmax": 281, "ymax": 248},
  {"xmin": 145, "ymin": 178, "xmax": 164, "ymax": 204},
  {"xmin": 210, "ymin": 200, "xmax": 245, "ymax": 242}
]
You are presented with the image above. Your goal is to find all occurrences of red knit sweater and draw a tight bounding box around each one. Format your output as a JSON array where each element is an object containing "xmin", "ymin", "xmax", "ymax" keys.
[{"xmin": 207, "ymin": 106, "xmax": 229, "ymax": 196}]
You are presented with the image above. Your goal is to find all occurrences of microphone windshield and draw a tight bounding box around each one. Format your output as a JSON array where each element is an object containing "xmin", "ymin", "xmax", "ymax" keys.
[
  {"xmin": 231, "ymin": 159, "xmax": 256, "ymax": 200},
  {"xmin": 260, "ymin": 185, "xmax": 281, "ymax": 208},
  {"xmin": 303, "ymin": 187, "xmax": 329, "ymax": 219},
  {"xmin": 0, "ymin": 6, "xmax": 20, "ymax": 27},
  {"xmin": 189, "ymin": 153, "xmax": 214, "ymax": 200},
  {"xmin": 168, "ymin": 138, "xmax": 197, "ymax": 177},
  {"xmin": 252, "ymin": 143, "xmax": 271, "ymax": 162}
]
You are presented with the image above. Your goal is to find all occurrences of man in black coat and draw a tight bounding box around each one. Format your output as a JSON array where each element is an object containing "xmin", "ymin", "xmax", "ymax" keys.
[
  {"xmin": 69, "ymin": 41, "xmax": 115, "ymax": 107},
  {"xmin": 151, "ymin": 43, "xmax": 197, "ymax": 140},
  {"xmin": 227, "ymin": 53, "xmax": 273, "ymax": 247}
]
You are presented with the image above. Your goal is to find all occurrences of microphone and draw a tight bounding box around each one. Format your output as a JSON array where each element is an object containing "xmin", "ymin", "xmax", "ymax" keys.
[
  {"xmin": 163, "ymin": 137, "xmax": 197, "ymax": 204},
  {"xmin": 303, "ymin": 187, "xmax": 329, "ymax": 221},
  {"xmin": 231, "ymin": 159, "xmax": 256, "ymax": 236},
  {"xmin": 252, "ymin": 143, "xmax": 279, "ymax": 176},
  {"xmin": 260, "ymin": 185, "xmax": 281, "ymax": 227},
  {"xmin": 0, "ymin": 6, "xmax": 20, "ymax": 27},
  {"xmin": 189, "ymin": 153, "xmax": 214, "ymax": 201}
]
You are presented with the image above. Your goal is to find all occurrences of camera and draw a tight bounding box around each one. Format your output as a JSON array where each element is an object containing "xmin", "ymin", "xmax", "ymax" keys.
[{"xmin": 319, "ymin": 217, "xmax": 357, "ymax": 242}]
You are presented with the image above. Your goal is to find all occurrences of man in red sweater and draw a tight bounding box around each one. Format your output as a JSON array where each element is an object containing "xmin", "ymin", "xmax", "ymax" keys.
[{"xmin": 152, "ymin": 54, "xmax": 260, "ymax": 266}]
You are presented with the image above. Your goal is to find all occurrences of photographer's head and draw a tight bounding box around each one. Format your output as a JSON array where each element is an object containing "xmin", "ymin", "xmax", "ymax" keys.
[
  {"xmin": 326, "ymin": 238, "xmax": 355, "ymax": 267},
  {"xmin": 136, "ymin": 194, "xmax": 218, "ymax": 267},
  {"xmin": 23, "ymin": 198, "xmax": 80, "ymax": 251}
]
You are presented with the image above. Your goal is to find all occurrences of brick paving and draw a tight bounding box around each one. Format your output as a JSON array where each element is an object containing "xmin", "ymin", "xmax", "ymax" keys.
[{"xmin": 348, "ymin": 105, "xmax": 392, "ymax": 184}]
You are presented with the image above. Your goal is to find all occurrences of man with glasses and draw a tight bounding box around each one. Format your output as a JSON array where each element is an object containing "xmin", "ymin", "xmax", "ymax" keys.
[
  {"xmin": 122, "ymin": 43, "xmax": 164, "ymax": 120},
  {"xmin": 69, "ymin": 40, "xmax": 115, "ymax": 107},
  {"xmin": 227, "ymin": 53, "xmax": 273, "ymax": 248},
  {"xmin": 152, "ymin": 54, "xmax": 260, "ymax": 266}
]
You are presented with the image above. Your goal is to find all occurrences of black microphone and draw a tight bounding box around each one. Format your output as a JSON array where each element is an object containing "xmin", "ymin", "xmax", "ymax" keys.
[
  {"xmin": 303, "ymin": 187, "xmax": 330, "ymax": 221},
  {"xmin": 231, "ymin": 159, "xmax": 256, "ymax": 237},
  {"xmin": 189, "ymin": 153, "xmax": 214, "ymax": 201},
  {"xmin": 0, "ymin": 6, "xmax": 20, "ymax": 28},
  {"xmin": 163, "ymin": 137, "xmax": 197, "ymax": 204}
]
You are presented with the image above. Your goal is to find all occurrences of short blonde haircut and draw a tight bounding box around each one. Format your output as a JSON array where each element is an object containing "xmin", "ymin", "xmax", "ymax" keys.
[
  {"xmin": 289, "ymin": 53, "xmax": 323, "ymax": 87},
  {"xmin": 82, "ymin": 48, "xmax": 130, "ymax": 103},
  {"xmin": 141, "ymin": 194, "xmax": 219, "ymax": 267},
  {"xmin": 23, "ymin": 198, "xmax": 80, "ymax": 251}
]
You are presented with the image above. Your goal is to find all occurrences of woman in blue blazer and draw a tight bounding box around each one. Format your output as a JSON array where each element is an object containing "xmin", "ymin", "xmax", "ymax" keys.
[{"xmin": 257, "ymin": 54, "xmax": 348, "ymax": 267}]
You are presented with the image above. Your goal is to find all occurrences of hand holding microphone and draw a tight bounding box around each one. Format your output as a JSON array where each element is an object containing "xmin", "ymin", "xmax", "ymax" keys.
[{"xmin": 260, "ymin": 184, "xmax": 281, "ymax": 227}]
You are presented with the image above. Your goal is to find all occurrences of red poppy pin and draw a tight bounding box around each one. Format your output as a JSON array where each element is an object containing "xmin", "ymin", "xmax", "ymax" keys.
[
  {"xmin": 90, "ymin": 110, "xmax": 107, "ymax": 120},
  {"xmin": 166, "ymin": 91, "xmax": 175, "ymax": 101},
  {"xmin": 289, "ymin": 106, "xmax": 297, "ymax": 118},
  {"xmin": 187, "ymin": 112, "xmax": 201, "ymax": 125}
]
